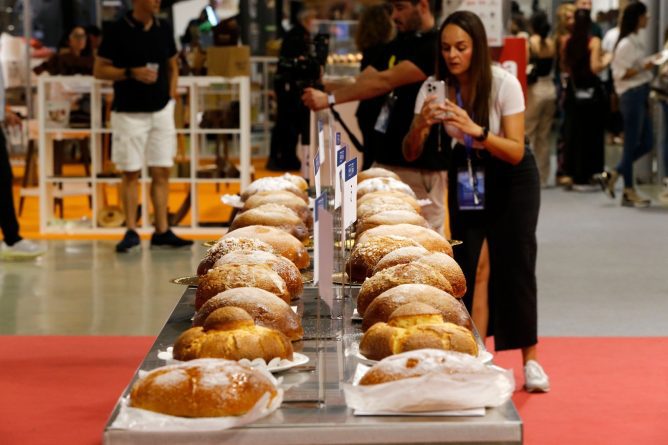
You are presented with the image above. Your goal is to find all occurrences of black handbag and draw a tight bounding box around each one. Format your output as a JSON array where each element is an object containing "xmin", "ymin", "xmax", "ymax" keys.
[{"xmin": 650, "ymin": 74, "xmax": 668, "ymax": 97}]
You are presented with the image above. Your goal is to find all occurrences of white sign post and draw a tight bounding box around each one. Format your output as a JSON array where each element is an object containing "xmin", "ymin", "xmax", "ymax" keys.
[{"xmin": 343, "ymin": 158, "xmax": 358, "ymax": 230}]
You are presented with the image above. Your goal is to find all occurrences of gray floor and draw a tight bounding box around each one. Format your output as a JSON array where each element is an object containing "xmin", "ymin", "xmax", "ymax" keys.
[{"xmin": 1, "ymin": 186, "xmax": 667, "ymax": 337}]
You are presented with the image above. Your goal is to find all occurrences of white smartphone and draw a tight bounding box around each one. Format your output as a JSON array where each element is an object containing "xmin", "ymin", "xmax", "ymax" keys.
[{"xmin": 425, "ymin": 80, "xmax": 447, "ymax": 120}]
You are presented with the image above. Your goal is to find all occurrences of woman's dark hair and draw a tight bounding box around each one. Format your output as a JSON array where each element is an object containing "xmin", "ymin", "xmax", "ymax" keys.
[
  {"xmin": 530, "ymin": 10, "xmax": 551, "ymax": 45},
  {"xmin": 615, "ymin": 2, "xmax": 648, "ymax": 50},
  {"xmin": 436, "ymin": 11, "xmax": 492, "ymax": 128},
  {"xmin": 355, "ymin": 3, "xmax": 394, "ymax": 52},
  {"xmin": 564, "ymin": 9, "xmax": 592, "ymax": 81}
]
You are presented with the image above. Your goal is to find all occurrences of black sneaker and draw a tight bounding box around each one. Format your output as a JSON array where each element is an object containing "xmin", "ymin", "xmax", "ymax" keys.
[
  {"xmin": 150, "ymin": 229, "xmax": 194, "ymax": 249},
  {"xmin": 116, "ymin": 229, "xmax": 140, "ymax": 253}
]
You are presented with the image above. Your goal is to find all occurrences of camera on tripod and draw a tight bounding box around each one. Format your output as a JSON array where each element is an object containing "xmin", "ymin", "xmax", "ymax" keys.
[{"xmin": 277, "ymin": 33, "xmax": 330, "ymax": 91}]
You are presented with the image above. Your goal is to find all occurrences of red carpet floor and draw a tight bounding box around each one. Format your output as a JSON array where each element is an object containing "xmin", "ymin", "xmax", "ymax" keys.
[{"xmin": 0, "ymin": 336, "xmax": 667, "ymax": 445}]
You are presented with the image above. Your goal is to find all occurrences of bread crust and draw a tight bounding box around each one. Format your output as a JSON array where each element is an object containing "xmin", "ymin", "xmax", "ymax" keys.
[
  {"xmin": 129, "ymin": 359, "xmax": 278, "ymax": 417},
  {"xmin": 357, "ymin": 263, "xmax": 453, "ymax": 316},
  {"xmin": 230, "ymin": 204, "xmax": 309, "ymax": 242},
  {"xmin": 223, "ymin": 225, "xmax": 310, "ymax": 270},
  {"xmin": 346, "ymin": 235, "xmax": 422, "ymax": 283},
  {"xmin": 362, "ymin": 284, "xmax": 471, "ymax": 332},
  {"xmin": 193, "ymin": 287, "xmax": 303, "ymax": 341},
  {"xmin": 357, "ymin": 177, "xmax": 417, "ymax": 199},
  {"xmin": 195, "ymin": 263, "xmax": 290, "ymax": 309},
  {"xmin": 197, "ymin": 237, "xmax": 275, "ymax": 276},
  {"xmin": 174, "ymin": 307, "xmax": 294, "ymax": 362},
  {"xmin": 357, "ymin": 167, "xmax": 401, "ymax": 182},
  {"xmin": 356, "ymin": 210, "xmax": 430, "ymax": 237},
  {"xmin": 214, "ymin": 250, "xmax": 303, "ymax": 300},
  {"xmin": 243, "ymin": 190, "xmax": 313, "ymax": 228},
  {"xmin": 357, "ymin": 224, "xmax": 453, "ymax": 257},
  {"xmin": 357, "ymin": 191, "xmax": 421, "ymax": 213}
]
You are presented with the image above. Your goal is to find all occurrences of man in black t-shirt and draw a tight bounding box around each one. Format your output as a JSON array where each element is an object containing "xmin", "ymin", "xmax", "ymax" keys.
[
  {"xmin": 302, "ymin": 0, "xmax": 450, "ymax": 235},
  {"xmin": 95, "ymin": 0, "xmax": 192, "ymax": 252}
]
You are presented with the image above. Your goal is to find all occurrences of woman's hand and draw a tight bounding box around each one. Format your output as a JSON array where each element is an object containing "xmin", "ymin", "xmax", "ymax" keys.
[
  {"xmin": 443, "ymin": 99, "xmax": 484, "ymax": 143},
  {"xmin": 417, "ymin": 95, "xmax": 448, "ymax": 128},
  {"xmin": 302, "ymin": 88, "xmax": 328, "ymax": 111}
]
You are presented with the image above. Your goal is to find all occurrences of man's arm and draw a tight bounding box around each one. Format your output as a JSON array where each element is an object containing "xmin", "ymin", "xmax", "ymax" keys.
[
  {"xmin": 302, "ymin": 61, "xmax": 428, "ymax": 111},
  {"xmin": 93, "ymin": 56, "xmax": 127, "ymax": 81},
  {"xmin": 167, "ymin": 56, "xmax": 178, "ymax": 98},
  {"xmin": 94, "ymin": 57, "xmax": 158, "ymax": 84}
]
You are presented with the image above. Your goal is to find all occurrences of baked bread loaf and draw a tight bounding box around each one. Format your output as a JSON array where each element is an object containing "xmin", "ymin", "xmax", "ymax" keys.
[
  {"xmin": 196, "ymin": 263, "xmax": 289, "ymax": 309},
  {"xmin": 357, "ymin": 191, "xmax": 421, "ymax": 213},
  {"xmin": 214, "ymin": 250, "xmax": 303, "ymax": 300},
  {"xmin": 194, "ymin": 287, "xmax": 303, "ymax": 341},
  {"xmin": 357, "ymin": 200, "xmax": 419, "ymax": 221},
  {"xmin": 357, "ymin": 177, "xmax": 416, "ymax": 199},
  {"xmin": 279, "ymin": 173, "xmax": 308, "ymax": 192},
  {"xmin": 362, "ymin": 284, "xmax": 470, "ymax": 331},
  {"xmin": 346, "ymin": 235, "xmax": 422, "ymax": 283},
  {"xmin": 357, "ymin": 262, "xmax": 453, "ymax": 315},
  {"xmin": 243, "ymin": 190, "xmax": 312, "ymax": 228},
  {"xmin": 223, "ymin": 225, "xmax": 310, "ymax": 270},
  {"xmin": 374, "ymin": 250, "xmax": 466, "ymax": 298},
  {"xmin": 359, "ymin": 303, "xmax": 478, "ymax": 361},
  {"xmin": 357, "ymin": 224, "xmax": 453, "ymax": 257},
  {"xmin": 230, "ymin": 204, "xmax": 309, "ymax": 242},
  {"xmin": 241, "ymin": 176, "xmax": 308, "ymax": 202},
  {"xmin": 129, "ymin": 359, "xmax": 278, "ymax": 417},
  {"xmin": 359, "ymin": 349, "xmax": 478, "ymax": 386},
  {"xmin": 373, "ymin": 246, "xmax": 429, "ymax": 273},
  {"xmin": 197, "ymin": 237, "xmax": 275, "ymax": 276},
  {"xmin": 357, "ymin": 167, "xmax": 400, "ymax": 182},
  {"xmin": 356, "ymin": 211, "xmax": 430, "ymax": 236},
  {"xmin": 174, "ymin": 307, "xmax": 294, "ymax": 362}
]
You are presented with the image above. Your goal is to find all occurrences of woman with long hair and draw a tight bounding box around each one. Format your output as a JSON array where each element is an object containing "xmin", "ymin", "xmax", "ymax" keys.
[
  {"xmin": 562, "ymin": 8, "xmax": 610, "ymax": 190},
  {"xmin": 526, "ymin": 10, "xmax": 556, "ymax": 186},
  {"xmin": 403, "ymin": 11, "xmax": 549, "ymax": 392},
  {"xmin": 354, "ymin": 3, "xmax": 395, "ymax": 170},
  {"xmin": 602, "ymin": 2, "xmax": 654, "ymax": 206}
]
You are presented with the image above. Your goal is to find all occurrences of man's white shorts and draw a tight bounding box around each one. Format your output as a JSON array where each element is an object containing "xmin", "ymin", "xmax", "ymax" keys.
[{"xmin": 110, "ymin": 99, "xmax": 176, "ymax": 172}]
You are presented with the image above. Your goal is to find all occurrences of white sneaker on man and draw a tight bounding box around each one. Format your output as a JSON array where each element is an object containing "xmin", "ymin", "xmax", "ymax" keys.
[
  {"xmin": 0, "ymin": 240, "xmax": 46, "ymax": 260},
  {"xmin": 524, "ymin": 360, "xmax": 550, "ymax": 393}
]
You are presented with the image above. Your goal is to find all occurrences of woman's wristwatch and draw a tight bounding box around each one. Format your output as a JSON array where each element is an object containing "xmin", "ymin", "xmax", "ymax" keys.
[
  {"xmin": 125, "ymin": 67, "xmax": 133, "ymax": 80},
  {"xmin": 475, "ymin": 126, "xmax": 489, "ymax": 142}
]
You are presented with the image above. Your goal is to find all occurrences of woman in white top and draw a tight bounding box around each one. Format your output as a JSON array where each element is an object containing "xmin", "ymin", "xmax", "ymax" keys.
[
  {"xmin": 403, "ymin": 11, "xmax": 549, "ymax": 393},
  {"xmin": 604, "ymin": 2, "xmax": 654, "ymax": 207}
]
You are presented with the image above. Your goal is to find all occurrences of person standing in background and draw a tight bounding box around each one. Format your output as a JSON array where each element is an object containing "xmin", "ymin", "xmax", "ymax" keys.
[
  {"xmin": 266, "ymin": 7, "xmax": 316, "ymax": 172},
  {"xmin": 574, "ymin": 0, "xmax": 603, "ymax": 38},
  {"xmin": 354, "ymin": 3, "xmax": 395, "ymax": 170},
  {"xmin": 562, "ymin": 8, "xmax": 610, "ymax": 190},
  {"xmin": 303, "ymin": 0, "xmax": 450, "ymax": 236},
  {"xmin": 525, "ymin": 11, "xmax": 556, "ymax": 187},
  {"xmin": 0, "ymin": 63, "xmax": 46, "ymax": 260},
  {"xmin": 603, "ymin": 2, "xmax": 654, "ymax": 207},
  {"xmin": 655, "ymin": 28, "xmax": 668, "ymax": 204},
  {"xmin": 94, "ymin": 0, "xmax": 193, "ymax": 252},
  {"xmin": 554, "ymin": 2, "xmax": 576, "ymax": 187}
]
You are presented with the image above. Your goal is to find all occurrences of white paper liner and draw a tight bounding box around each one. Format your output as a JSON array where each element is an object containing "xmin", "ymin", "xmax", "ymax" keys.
[
  {"xmin": 110, "ymin": 389, "xmax": 283, "ymax": 431},
  {"xmin": 343, "ymin": 350, "xmax": 514, "ymax": 413},
  {"xmin": 157, "ymin": 348, "xmax": 310, "ymax": 373},
  {"xmin": 220, "ymin": 194, "xmax": 244, "ymax": 208}
]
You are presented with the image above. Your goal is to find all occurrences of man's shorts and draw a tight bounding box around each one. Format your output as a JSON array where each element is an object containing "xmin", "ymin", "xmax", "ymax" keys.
[{"xmin": 110, "ymin": 99, "xmax": 176, "ymax": 172}]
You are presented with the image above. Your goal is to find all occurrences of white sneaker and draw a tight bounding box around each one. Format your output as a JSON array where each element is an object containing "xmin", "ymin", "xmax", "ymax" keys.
[
  {"xmin": 659, "ymin": 179, "xmax": 668, "ymax": 205},
  {"xmin": 0, "ymin": 239, "xmax": 46, "ymax": 261},
  {"xmin": 524, "ymin": 360, "xmax": 550, "ymax": 393}
]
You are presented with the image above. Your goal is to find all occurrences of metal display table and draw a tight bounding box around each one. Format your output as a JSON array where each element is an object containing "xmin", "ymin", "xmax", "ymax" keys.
[{"xmin": 103, "ymin": 286, "xmax": 522, "ymax": 445}]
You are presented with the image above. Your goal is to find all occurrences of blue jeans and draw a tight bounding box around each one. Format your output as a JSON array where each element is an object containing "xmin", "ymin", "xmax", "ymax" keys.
[{"xmin": 616, "ymin": 84, "xmax": 653, "ymax": 188}]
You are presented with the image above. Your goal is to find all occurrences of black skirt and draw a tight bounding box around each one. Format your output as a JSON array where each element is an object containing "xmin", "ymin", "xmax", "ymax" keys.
[{"xmin": 447, "ymin": 145, "xmax": 540, "ymax": 350}]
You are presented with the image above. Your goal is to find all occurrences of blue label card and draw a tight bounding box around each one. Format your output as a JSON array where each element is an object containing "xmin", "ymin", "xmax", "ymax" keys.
[
  {"xmin": 335, "ymin": 132, "xmax": 341, "ymax": 147},
  {"xmin": 337, "ymin": 146, "xmax": 347, "ymax": 167},
  {"xmin": 314, "ymin": 192, "xmax": 327, "ymax": 222},
  {"xmin": 345, "ymin": 157, "xmax": 358, "ymax": 181}
]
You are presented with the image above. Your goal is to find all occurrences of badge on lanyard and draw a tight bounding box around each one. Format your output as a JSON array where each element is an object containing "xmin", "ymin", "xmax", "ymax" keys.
[
  {"xmin": 455, "ymin": 85, "xmax": 485, "ymax": 211},
  {"xmin": 374, "ymin": 92, "xmax": 396, "ymax": 134}
]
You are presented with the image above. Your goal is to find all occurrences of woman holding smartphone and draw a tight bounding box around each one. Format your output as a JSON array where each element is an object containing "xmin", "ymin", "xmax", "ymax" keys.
[{"xmin": 403, "ymin": 11, "xmax": 548, "ymax": 392}]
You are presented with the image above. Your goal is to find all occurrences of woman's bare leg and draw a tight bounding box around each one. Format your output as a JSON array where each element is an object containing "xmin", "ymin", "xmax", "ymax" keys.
[{"xmin": 471, "ymin": 239, "xmax": 490, "ymax": 343}]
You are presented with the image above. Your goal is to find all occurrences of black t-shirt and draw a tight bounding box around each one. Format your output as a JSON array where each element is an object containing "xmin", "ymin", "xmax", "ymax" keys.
[
  {"xmin": 98, "ymin": 13, "xmax": 177, "ymax": 112},
  {"xmin": 372, "ymin": 29, "xmax": 449, "ymax": 171}
]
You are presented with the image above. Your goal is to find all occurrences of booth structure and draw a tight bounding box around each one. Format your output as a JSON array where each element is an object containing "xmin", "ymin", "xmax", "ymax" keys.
[{"xmin": 36, "ymin": 75, "xmax": 252, "ymax": 234}]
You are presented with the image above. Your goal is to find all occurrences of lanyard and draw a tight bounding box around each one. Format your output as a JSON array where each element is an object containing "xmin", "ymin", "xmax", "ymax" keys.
[{"xmin": 455, "ymin": 84, "xmax": 481, "ymax": 205}]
